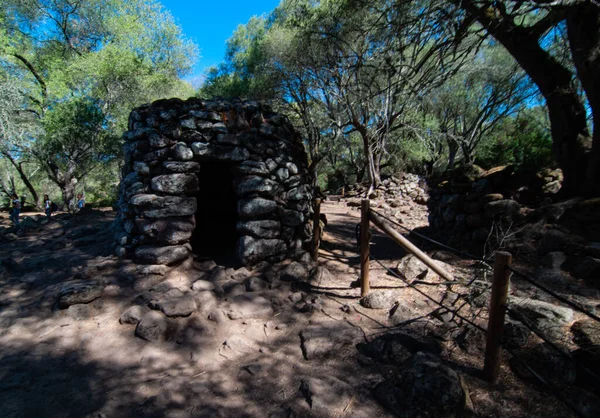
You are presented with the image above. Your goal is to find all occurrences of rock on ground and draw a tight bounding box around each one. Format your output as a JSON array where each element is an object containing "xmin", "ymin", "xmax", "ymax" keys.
[
  {"xmin": 571, "ymin": 320, "xmax": 600, "ymax": 348},
  {"xmin": 360, "ymin": 291, "xmax": 398, "ymax": 309},
  {"xmin": 58, "ymin": 281, "xmax": 104, "ymax": 308},
  {"xmin": 299, "ymin": 321, "xmax": 363, "ymax": 360},
  {"xmin": 135, "ymin": 311, "xmax": 168, "ymax": 342},
  {"xmin": 374, "ymin": 352, "xmax": 465, "ymax": 417},
  {"xmin": 279, "ymin": 261, "xmax": 309, "ymax": 282},
  {"xmin": 151, "ymin": 289, "xmax": 197, "ymax": 317},
  {"xmin": 510, "ymin": 297, "xmax": 573, "ymax": 340},
  {"xmin": 358, "ymin": 333, "xmax": 441, "ymax": 365},
  {"xmin": 120, "ymin": 305, "xmax": 147, "ymax": 325},
  {"xmin": 191, "ymin": 279, "xmax": 215, "ymax": 291},
  {"xmin": 396, "ymin": 254, "xmax": 449, "ymax": 282},
  {"xmin": 509, "ymin": 343, "xmax": 577, "ymax": 386}
]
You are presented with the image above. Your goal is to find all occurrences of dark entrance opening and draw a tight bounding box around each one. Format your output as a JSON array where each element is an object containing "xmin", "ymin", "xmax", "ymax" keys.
[{"xmin": 191, "ymin": 162, "xmax": 239, "ymax": 266}]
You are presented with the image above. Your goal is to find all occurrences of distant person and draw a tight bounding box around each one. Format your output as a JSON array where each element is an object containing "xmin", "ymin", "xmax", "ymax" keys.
[
  {"xmin": 43, "ymin": 194, "xmax": 53, "ymax": 219},
  {"xmin": 77, "ymin": 193, "xmax": 85, "ymax": 210},
  {"xmin": 9, "ymin": 193, "xmax": 21, "ymax": 227}
]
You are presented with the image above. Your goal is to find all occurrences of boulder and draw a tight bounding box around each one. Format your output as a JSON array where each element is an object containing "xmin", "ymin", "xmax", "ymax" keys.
[
  {"xmin": 162, "ymin": 161, "xmax": 200, "ymax": 173},
  {"xmin": 280, "ymin": 261, "xmax": 309, "ymax": 282},
  {"xmin": 58, "ymin": 281, "xmax": 104, "ymax": 308},
  {"xmin": 191, "ymin": 280, "xmax": 215, "ymax": 291},
  {"xmin": 131, "ymin": 194, "xmax": 197, "ymax": 218},
  {"xmin": 135, "ymin": 217, "xmax": 195, "ymax": 244},
  {"xmin": 151, "ymin": 290, "xmax": 197, "ymax": 317},
  {"xmin": 540, "ymin": 229, "xmax": 585, "ymax": 255},
  {"xmin": 485, "ymin": 199, "xmax": 521, "ymax": 218},
  {"xmin": 374, "ymin": 352, "xmax": 465, "ymax": 417},
  {"xmin": 236, "ymin": 176, "xmax": 277, "ymax": 197},
  {"xmin": 236, "ymin": 236, "xmax": 286, "ymax": 265},
  {"xmin": 120, "ymin": 305, "xmax": 147, "ymax": 325},
  {"xmin": 133, "ymin": 161, "xmax": 150, "ymax": 176},
  {"xmin": 151, "ymin": 174, "xmax": 199, "ymax": 195},
  {"xmin": 510, "ymin": 297, "xmax": 573, "ymax": 340},
  {"xmin": 135, "ymin": 245, "xmax": 190, "ymax": 265},
  {"xmin": 571, "ymin": 320, "xmax": 600, "ymax": 348},
  {"xmin": 236, "ymin": 220, "xmax": 280, "ymax": 239},
  {"xmin": 360, "ymin": 291, "xmax": 398, "ymax": 309},
  {"xmin": 135, "ymin": 311, "xmax": 168, "ymax": 342},
  {"xmin": 357, "ymin": 333, "xmax": 441, "ymax": 365},
  {"xmin": 237, "ymin": 198, "xmax": 278, "ymax": 218},
  {"xmin": 299, "ymin": 322, "xmax": 362, "ymax": 360},
  {"xmin": 396, "ymin": 254, "xmax": 447, "ymax": 281},
  {"xmin": 172, "ymin": 142, "xmax": 193, "ymax": 161},
  {"xmin": 388, "ymin": 301, "xmax": 421, "ymax": 325}
]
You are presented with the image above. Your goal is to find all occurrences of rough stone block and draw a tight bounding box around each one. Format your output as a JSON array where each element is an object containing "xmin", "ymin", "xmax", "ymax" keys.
[
  {"xmin": 131, "ymin": 194, "xmax": 197, "ymax": 218},
  {"xmin": 151, "ymin": 174, "xmax": 199, "ymax": 194},
  {"xmin": 135, "ymin": 245, "xmax": 190, "ymax": 265},
  {"xmin": 237, "ymin": 236, "xmax": 286, "ymax": 264}
]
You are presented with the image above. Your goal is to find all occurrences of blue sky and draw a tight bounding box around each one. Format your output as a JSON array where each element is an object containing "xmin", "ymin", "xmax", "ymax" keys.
[{"xmin": 159, "ymin": 0, "xmax": 281, "ymax": 86}]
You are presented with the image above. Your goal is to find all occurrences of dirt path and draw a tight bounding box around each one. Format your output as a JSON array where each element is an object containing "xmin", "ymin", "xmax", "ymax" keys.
[{"xmin": 0, "ymin": 204, "xmax": 581, "ymax": 417}]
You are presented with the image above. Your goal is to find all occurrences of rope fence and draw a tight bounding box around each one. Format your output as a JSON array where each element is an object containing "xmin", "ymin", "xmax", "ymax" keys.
[{"xmin": 311, "ymin": 198, "xmax": 599, "ymax": 417}]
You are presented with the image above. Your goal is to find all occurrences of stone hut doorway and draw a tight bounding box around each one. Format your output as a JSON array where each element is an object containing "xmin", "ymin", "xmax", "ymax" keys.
[{"xmin": 191, "ymin": 162, "xmax": 238, "ymax": 265}]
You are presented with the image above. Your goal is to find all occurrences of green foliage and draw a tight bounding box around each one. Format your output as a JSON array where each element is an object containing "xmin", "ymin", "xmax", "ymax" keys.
[
  {"xmin": 476, "ymin": 108, "xmax": 554, "ymax": 170},
  {"xmin": 0, "ymin": 0, "xmax": 198, "ymax": 205},
  {"xmin": 39, "ymin": 97, "xmax": 120, "ymax": 172}
]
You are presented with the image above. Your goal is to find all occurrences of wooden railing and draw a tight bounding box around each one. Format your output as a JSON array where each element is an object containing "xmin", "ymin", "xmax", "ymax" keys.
[{"xmin": 314, "ymin": 198, "xmax": 513, "ymax": 382}]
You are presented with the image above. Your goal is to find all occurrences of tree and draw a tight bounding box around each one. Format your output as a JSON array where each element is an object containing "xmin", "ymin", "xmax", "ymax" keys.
[
  {"xmin": 0, "ymin": 68, "xmax": 41, "ymax": 205},
  {"xmin": 36, "ymin": 97, "xmax": 120, "ymax": 210},
  {"xmin": 0, "ymin": 0, "xmax": 197, "ymax": 206},
  {"xmin": 423, "ymin": 44, "xmax": 534, "ymax": 168},
  {"xmin": 450, "ymin": 0, "xmax": 599, "ymax": 195}
]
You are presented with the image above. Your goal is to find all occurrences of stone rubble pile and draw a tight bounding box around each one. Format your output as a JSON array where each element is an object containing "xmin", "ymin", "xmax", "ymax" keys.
[
  {"xmin": 113, "ymin": 97, "xmax": 315, "ymax": 267},
  {"xmin": 340, "ymin": 174, "xmax": 430, "ymax": 229},
  {"xmin": 343, "ymin": 173, "xmax": 429, "ymax": 205}
]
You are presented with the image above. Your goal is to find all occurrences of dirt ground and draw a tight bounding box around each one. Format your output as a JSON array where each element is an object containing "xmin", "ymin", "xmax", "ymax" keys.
[{"xmin": 0, "ymin": 202, "xmax": 591, "ymax": 417}]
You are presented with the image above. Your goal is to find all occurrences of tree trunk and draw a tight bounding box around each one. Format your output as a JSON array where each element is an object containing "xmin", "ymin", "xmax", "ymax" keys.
[
  {"xmin": 492, "ymin": 31, "xmax": 589, "ymax": 196},
  {"xmin": 60, "ymin": 177, "xmax": 77, "ymax": 212},
  {"xmin": 356, "ymin": 162, "xmax": 366, "ymax": 184},
  {"xmin": 457, "ymin": 1, "xmax": 593, "ymax": 196},
  {"xmin": 567, "ymin": 3, "xmax": 600, "ymax": 194},
  {"xmin": 447, "ymin": 138, "xmax": 459, "ymax": 170},
  {"xmin": 363, "ymin": 137, "xmax": 381, "ymax": 189},
  {"xmin": 1, "ymin": 150, "xmax": 40, "ymax": 208},
  {"xmin": 461, "ymin": 143, "xmax": 474, "ymax": 165}
]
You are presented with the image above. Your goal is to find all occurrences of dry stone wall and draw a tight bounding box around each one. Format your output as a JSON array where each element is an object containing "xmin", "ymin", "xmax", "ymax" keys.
[
  {"xmin": 428, "ymin": 165, "xmax": 563, "ymax": 246},
  {"xmin": 113, "ymin": 97, "xmax": 314, "ymax": 266}
]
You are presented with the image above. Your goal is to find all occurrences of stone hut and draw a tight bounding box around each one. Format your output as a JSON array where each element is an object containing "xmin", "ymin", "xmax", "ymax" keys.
[{"xmin": 113, "ymin": 97, "xmax": 314, "ymax": 267}]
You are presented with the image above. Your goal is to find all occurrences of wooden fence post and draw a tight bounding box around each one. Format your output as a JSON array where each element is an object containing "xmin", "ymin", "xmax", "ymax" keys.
[
  {"xmin": 360, "ymin": 199, "xmax": 370, "ymax": 297},
  {"xmin": 312, "ymin": 198, "xmax": 322, "ymax": 261},
  {"xmin": 483, "ymin": 251, "xmax": 512, "ymax": 382}
]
